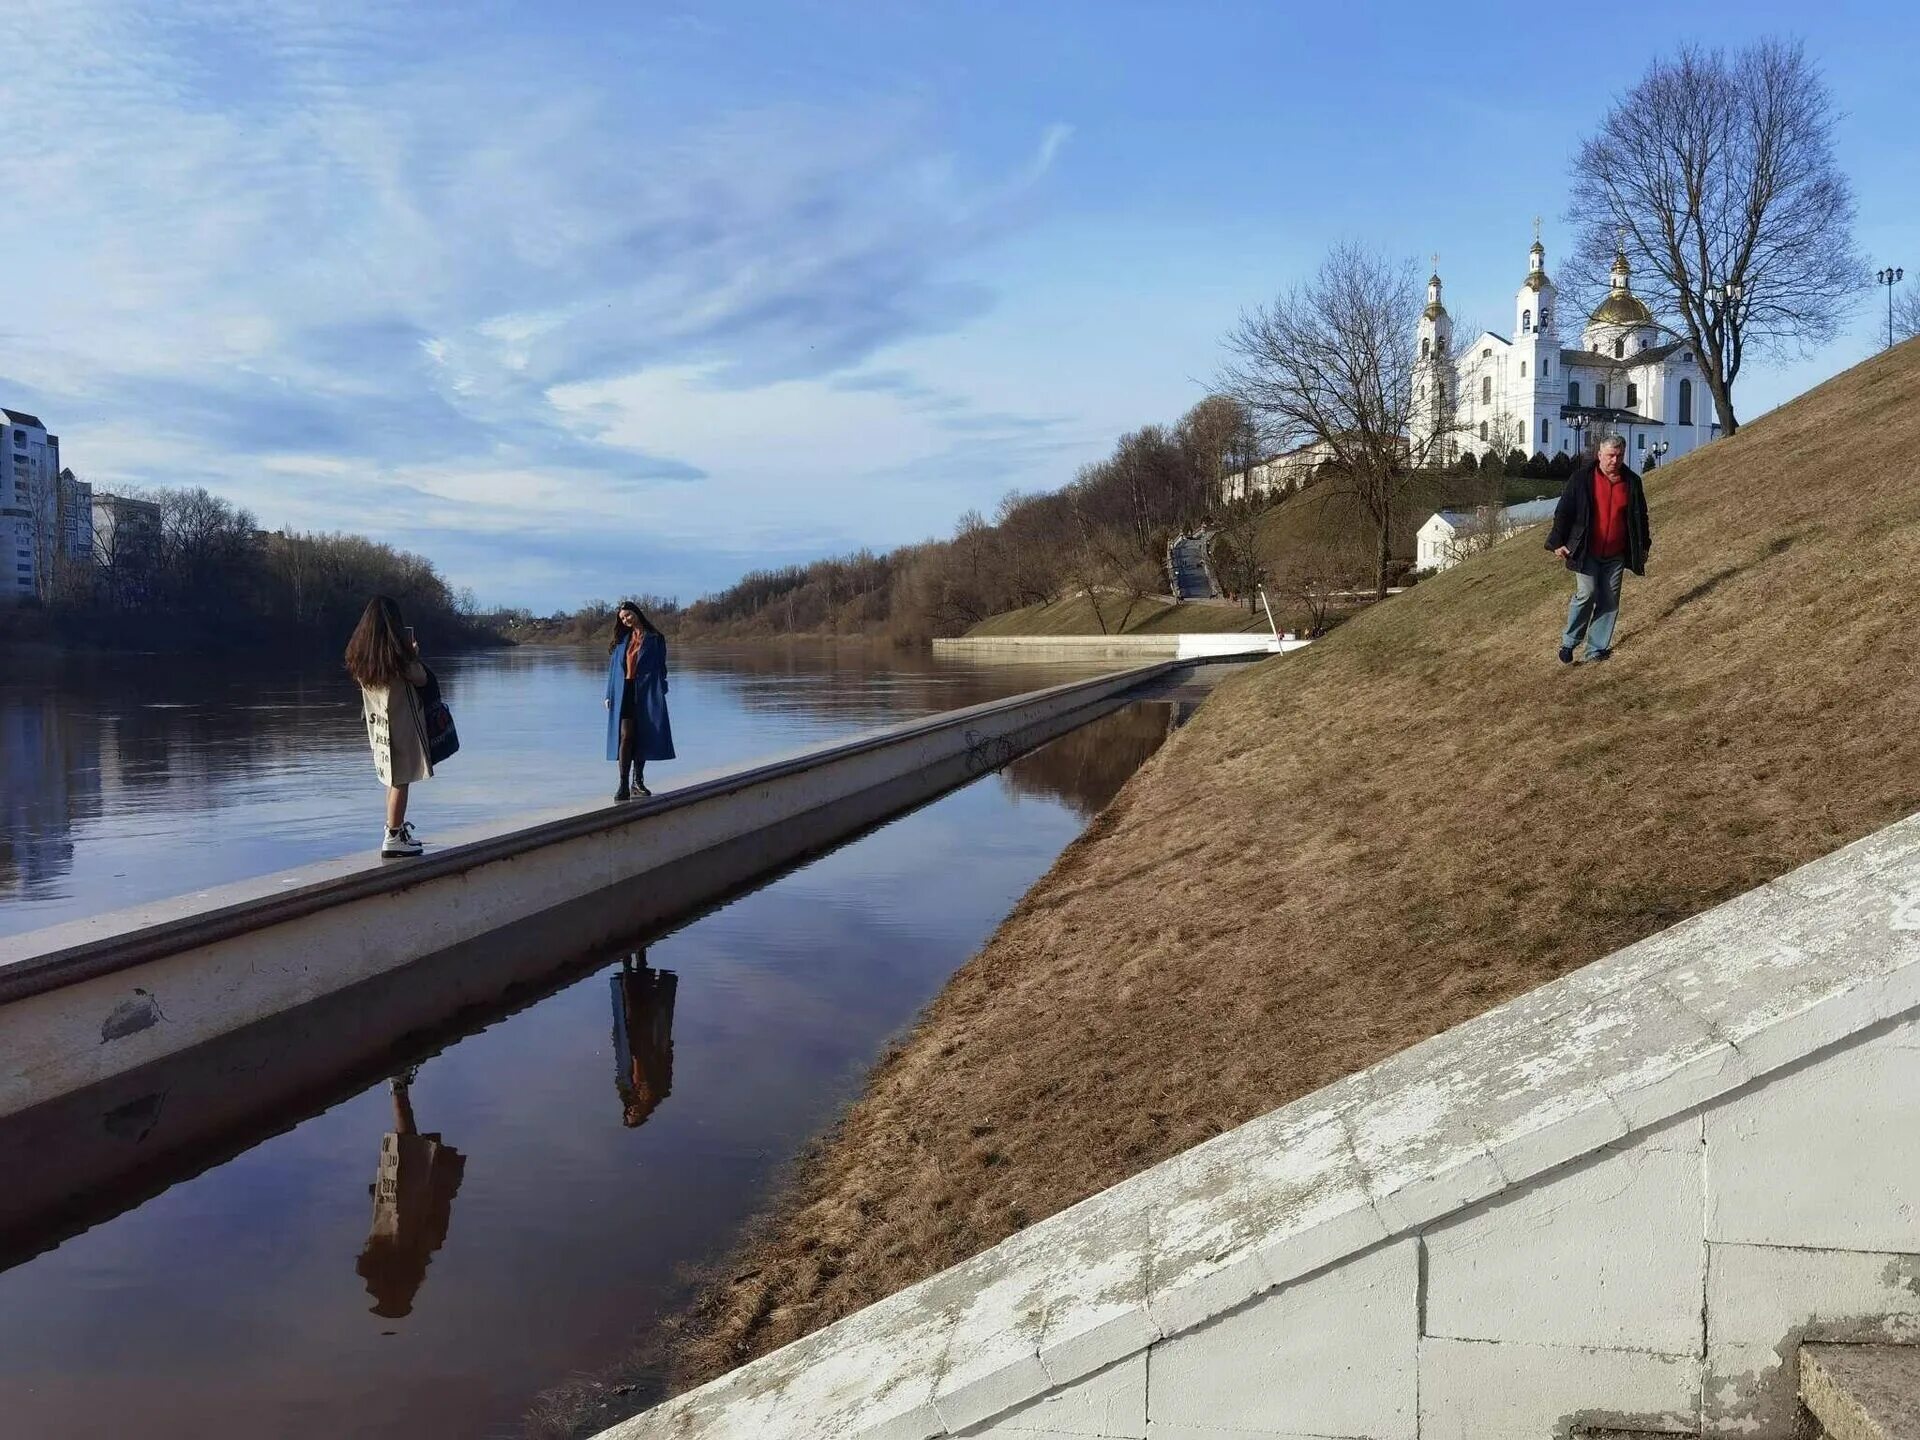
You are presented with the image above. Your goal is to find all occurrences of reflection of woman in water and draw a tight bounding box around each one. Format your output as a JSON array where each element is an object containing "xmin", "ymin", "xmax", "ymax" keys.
[
  {"xmin": 603, "ymin": 602, "xmax": 675, "ymax": 803},
  {"xmin": 355, "ymin": 1069, "xmax": 465, "ymax": 1319},
  {"xmin": 611, "ymin": 953, "xmax": 677, "ymax": 1128}
]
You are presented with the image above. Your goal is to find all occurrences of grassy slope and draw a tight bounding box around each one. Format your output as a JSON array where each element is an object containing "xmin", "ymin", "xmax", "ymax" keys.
[
  {"xmin": 965, "ymin": 593, "xmax": 1270, "ymax": 636},
  {"xmin": 679, "ymin": 340, "xmax": 1920, "ymax": 1384}
]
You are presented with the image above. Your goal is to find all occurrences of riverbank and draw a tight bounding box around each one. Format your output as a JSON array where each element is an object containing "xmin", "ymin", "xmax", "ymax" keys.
[
  {"xmin": 668, "ymin": 339, "xmax": 1920, "ymax": 1393},
  {"xmin": 963, "ymin": 593, "xmax": 1271, "ymax": 638},
  {"xmin": 0, "ymin": 603, "xmax": 505, "ymax": 656}
]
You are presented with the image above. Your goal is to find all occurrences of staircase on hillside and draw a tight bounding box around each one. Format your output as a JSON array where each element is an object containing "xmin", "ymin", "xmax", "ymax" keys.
[
  {"xmin": 1168, "ymin": 532, "xmax": 1218, "ymax": 600},
  {"xmin": 1574, "ymin": 1340, "xmax": 1920, "ymax": 1440}
]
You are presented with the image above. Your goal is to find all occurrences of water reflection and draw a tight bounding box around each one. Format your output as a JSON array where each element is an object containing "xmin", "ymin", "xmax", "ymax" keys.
[
  {"xmin": 0, "ymin": 696, "xmax": 1182, "ymax": 1440},
  {"xmin": 356, "ymin": 1070, "xmax": 466, "ymax": 1320},
  {"xmin": 1000, "ymin": 699, "xmax": 1196, "ymax": 818},
  {"xmin": 612, "ymin": 954, "xmax": 677, "ymax": 1129},
  {"xmin": 0, "ymin": 644, "xmax": 1117, "ymax": 936}
]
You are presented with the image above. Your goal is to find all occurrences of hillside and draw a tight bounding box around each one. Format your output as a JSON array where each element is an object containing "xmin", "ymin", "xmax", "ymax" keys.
[
  {"xmin": 964, "ymin": 593, "xmax": 1269, "ymax": 637},
  {"xmin": 673, "ymin": 339, "xmax": 1920, "ymax": 1389}
]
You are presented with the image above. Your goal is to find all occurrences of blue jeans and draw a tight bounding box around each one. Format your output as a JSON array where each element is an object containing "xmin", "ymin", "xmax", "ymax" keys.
[{"xmin": 1561, "ymin": 555, "xmax": 1626, "ymax": 656}]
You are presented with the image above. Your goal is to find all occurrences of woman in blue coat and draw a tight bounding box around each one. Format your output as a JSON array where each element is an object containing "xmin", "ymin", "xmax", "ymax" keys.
[{"xmin": 604, "ymin": 601, "xmax": 675, "ymax": 800}]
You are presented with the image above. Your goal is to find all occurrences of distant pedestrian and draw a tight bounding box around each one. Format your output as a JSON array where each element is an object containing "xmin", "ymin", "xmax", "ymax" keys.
[
  {"xmin": 1546, "ymin": 434, "xmax": 1652, "ymax": 665},
  {"xmin": 604, "ymin": 601, "xmax": 675, "ymax": 801},
  {"xmin": 346, "ymin": 595, "xmax": 432, "ymax": 855}
]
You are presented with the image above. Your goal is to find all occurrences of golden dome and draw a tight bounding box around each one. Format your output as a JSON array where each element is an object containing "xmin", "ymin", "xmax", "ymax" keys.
[
  {"xmin": 1524, "ymin": 271, "xmax": 1553, "ymax": 292},
  {"xmin": 1589, "ymin": 290, "xmax": 1654, "ymax": 326},
  {"xmin": 1423, "ymin": 300, "xmax": 1449, "ymax": 320}
]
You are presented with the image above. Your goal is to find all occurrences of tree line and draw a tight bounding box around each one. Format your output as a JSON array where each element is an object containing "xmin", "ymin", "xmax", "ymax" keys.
[{"xmin": 14, "ymin": 483, "xmax": 500, "ymax": 653}]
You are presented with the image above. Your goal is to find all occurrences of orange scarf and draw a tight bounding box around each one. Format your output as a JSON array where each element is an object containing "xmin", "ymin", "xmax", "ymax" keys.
[{"xmin": 625, "ymin": 630, "xmax": 642, "ymax": 681}]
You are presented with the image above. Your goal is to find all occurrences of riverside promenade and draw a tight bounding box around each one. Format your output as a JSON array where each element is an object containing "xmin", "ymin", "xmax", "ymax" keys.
[{"xmin": 0, "ymin": 658, "xmax": 1255, "ymax": 1124}]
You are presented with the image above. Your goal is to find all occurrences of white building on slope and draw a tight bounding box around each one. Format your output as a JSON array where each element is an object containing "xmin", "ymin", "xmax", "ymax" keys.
[
  {"xmin": 1416, "ymin": 497, "xmax": 1560, "ymax": 573},
  {"xmin": 1413, "ymin": 234, "xmax": 1720, "ymax": 471}
]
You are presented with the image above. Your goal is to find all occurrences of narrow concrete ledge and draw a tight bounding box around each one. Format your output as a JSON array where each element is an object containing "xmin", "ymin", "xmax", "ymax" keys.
[
  {"xmin": 933, "ymin": 634, "xmax": 1309, "ymax": 661},
  {"xmin": 1802, "ymin": 1345, "xmax": 1920, "ymax": 1440},
  {"xmin": 601, "ymin": 807, "xmax": 1920, "ymax": 1439},
  {"xmin": 0, "ymin": 661, "xmax": 1184, "ymax": 1118}
]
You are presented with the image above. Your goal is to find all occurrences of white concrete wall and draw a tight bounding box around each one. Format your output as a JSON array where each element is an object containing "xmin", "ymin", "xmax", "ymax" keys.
[
  {"xmin": 607, "ymin": 810, "xmax": 1920, "ymax": 1440},
  {"xmin": 933, "ymin": 636, "xmax": 1305, "ymax": 661}
]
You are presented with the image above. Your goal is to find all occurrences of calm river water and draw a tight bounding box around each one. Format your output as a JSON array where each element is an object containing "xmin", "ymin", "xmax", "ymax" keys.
[{"xmin": 0, "ymin": 643, "xmax": 1186, "ymax": 1440}]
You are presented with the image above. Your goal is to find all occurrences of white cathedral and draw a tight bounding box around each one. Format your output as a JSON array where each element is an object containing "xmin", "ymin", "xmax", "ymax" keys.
[{"xmin": 1413, "ymin": 234, "xmax": 1719, "ymax": 470}]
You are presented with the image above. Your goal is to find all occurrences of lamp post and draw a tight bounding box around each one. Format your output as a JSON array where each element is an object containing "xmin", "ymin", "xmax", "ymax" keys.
[
  {"xmin": 1878, "ymin": 267, "xmax": 1905, "ymax": 350},
  {"xmin": 1647, "ymin": 439, "xmax": 1670, "ymax": 470},
  {"xmin": 1568, "ymin": 413, "xmax": 1590, "ymax": 455}
]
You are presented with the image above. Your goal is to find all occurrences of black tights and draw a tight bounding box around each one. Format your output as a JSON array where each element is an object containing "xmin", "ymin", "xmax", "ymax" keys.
[{"xmin": 617, "ymin": 717, "xmax": 645, "ymax": 790}]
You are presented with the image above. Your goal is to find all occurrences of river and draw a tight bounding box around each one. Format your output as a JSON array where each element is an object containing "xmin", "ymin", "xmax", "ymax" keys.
[{"xmin": 0, "ymin": 643, "xmax": 1190, "ymax": 1439}]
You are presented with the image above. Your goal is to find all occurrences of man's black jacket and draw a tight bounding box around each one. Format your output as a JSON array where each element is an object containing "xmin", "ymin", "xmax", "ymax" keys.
[{"xmin": 1545, "ymin": 458, "xmax": 1652, "ymax": 575}]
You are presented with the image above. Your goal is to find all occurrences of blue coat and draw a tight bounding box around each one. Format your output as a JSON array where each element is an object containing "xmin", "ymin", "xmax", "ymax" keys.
[{"xmin": 606, "ymin": 633, "xmax": 676, "ymax": 763}]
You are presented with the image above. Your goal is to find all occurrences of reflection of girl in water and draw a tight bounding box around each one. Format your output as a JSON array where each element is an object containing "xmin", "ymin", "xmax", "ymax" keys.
[
  {"xmin": 610, "ymin": 954, "xmax": 677, "ymax": 1128},
  {"xmin": 355, "ymin": 1069, "xmax": 465, "ymax": 1319}
]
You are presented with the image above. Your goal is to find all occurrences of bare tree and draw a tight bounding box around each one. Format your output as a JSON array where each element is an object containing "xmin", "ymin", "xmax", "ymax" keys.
[
  {"xmin": 1220, "ymin": 243, "xmax": 1455, "ymax": 597},
  {"xmin": 1209, "ymin": 497, "xmax": 1271, "ymax": 613},
  {"xmin": 1176, "ymin": 395, "xmax": 1247, "ymax": 523},
  {"xmin": 1565, "ymin": 40, "xmax": 1862, "ymax": 436},
  {"xmin": 1893, "ymin": 283, "xmax": 1920, "ymax": 345},
  {"xmin": 1273, "ymin": 524, "xmax": 1371, "ymax": 638}
]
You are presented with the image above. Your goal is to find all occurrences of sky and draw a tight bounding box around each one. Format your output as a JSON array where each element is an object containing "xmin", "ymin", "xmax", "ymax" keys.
[{"xmin": 1, "ymin": 1, "xmax": 1916, "ymax": 609}]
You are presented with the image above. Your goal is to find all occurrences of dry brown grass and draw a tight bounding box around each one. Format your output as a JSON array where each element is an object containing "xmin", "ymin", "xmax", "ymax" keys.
[{"xmin": 674, "ymin": 340, "xmax": 1920, "ymax": 1388}]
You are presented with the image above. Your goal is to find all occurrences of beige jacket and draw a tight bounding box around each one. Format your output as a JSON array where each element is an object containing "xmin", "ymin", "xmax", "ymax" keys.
[{"xmin": 362, "ymin": 661, "xmax": 432, "ymax": 786}]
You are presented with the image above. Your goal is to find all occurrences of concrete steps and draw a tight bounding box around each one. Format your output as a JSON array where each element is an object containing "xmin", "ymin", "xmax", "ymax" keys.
[
  {"xmin": 1568, "ymin": 1344, "xmax": 1920, "ymax": 1440},
  {"xmin": 1802, "ymin": 1345, "xmax": 1920, "ymax": 1440}
]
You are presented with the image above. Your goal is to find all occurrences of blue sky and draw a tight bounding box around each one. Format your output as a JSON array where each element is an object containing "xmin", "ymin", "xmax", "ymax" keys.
[{"xmin": 2, "ymin": 1, "xmax": 1915, "ymax": 609}]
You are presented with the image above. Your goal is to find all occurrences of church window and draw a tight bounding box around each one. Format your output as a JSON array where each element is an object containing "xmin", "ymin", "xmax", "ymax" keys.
[
  {"xmin": 1520, "ymin": 361, "xmax": 1527, "ymax": 378},
  {"xmin": 1482, "ymin": 348, "xmax": 1492, "ymax": 358},
  {"xmin": 1421, "ymin": 337, "xmax": 1430, "ymax": 358},
  {"xmin": 1522, "ymin": 309, "xmax": 1532, "ymax": 333},
  {"xmin": 1481, "ymin": 376, "xmax": 1492, "ymax": 404},
  {"xmin": 1678, "ymin": 378, "xmax": 1693, "ymax": 424},
  {"xmin": 1626, "ymin": 382, "xmax": 1638, "ymax": 409},
  {"xmin": 1637, "ymin": 433, "xmax": 1646, "ymax": 450},
  {"xmin": 1595, "ymin": 383, "xmax": 1607, "ymax": 408},
  {"xmin": 1568, "ymin": 381, "xmax": 1580, "ymax": 405},
  {"xmin": 1544, "ymin": 357, "xmax": 1551, "ymax": 377},
  {"xmin": 1517, "ymin": 420, "xmax": 1526, "ymax": 443},
  {"xmin": 1540, "ymin": 417, "xmax": 1551, "ymax": 444},
  {"xmin": 1613, "ymin": 339, "xmax": 1624, "ymax": 358},
  {"xmin": 1479, "ymin": 421, "xmax": 1487, "ymax": 440}
]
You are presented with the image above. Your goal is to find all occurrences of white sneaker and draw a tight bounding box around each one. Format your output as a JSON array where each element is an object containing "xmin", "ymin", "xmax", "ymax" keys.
[{"xmin": 381, "ymin": 822, "xmax": 423, "ymax": 857}]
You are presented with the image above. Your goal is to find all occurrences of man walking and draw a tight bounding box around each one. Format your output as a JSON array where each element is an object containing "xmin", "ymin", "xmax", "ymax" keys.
[{"xmin": 1546, "ymin": 434, "xmax": 1652, "ymax": 664}]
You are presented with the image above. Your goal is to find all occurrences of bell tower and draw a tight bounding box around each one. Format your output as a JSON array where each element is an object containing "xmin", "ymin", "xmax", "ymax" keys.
[{"xmin": 1415, "ymin": 258, "xmax": 1454, "ymax": 460}]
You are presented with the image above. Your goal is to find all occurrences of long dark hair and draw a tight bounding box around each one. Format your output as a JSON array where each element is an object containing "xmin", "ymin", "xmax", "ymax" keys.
[
  {"xmin": 607, "ymin": 600, "xmax": 660, "ymax": 652},
  {"xmin": 345, "ymin": 596, "xmax": 412, "ymax": 687}
]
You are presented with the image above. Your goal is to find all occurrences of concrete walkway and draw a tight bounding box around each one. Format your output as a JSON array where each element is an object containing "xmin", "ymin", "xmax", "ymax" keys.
[{"xmin": 1168, "ymin": 533, "xmax": 1217, "ymax": 600}]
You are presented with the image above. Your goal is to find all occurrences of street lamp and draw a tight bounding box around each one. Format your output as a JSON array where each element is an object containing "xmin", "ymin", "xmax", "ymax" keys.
[
  {"xmin": 1878, "ymin": 266, "xmax": 1905, "ymax": 350},
  {"xmin": 1647, "ymin": 439, "xmax": 1670, "ymax": 470},
  {"xmin": 1568, "ymin": 413, "xmax": 1591, "ymax": 454}
]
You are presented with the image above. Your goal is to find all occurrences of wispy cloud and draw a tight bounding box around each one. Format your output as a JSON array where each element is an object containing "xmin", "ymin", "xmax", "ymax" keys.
[{"xmin": 0, "ymin": 0, "xmax": 1076, "ymax": 603}]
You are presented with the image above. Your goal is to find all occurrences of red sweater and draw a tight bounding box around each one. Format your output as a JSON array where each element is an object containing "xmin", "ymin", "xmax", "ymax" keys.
[{"xmin": 1590, "ymin": 467, "xmax": 1631, "ymax": 559}]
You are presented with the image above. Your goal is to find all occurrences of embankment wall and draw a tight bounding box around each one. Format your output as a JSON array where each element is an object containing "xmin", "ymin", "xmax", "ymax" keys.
[
  {"xmin": 0, "ymin": 662, "xmax": 1177, "ymax": 1121},
  {"xmin": 606, "ymin": 811, "xmax": 1920, "ymax": 1439}
]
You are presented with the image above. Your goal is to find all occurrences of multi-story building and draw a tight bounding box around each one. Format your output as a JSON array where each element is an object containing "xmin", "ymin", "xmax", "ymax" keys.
[
  {"xmin": 1413, "ymin": 234, "xmax": 1721, "ymax": 471},
  {"xmin": 91, "ymin": 491, "xmax": 163, "ymax": 599},
  {"xmin": 1, "ymin": 408, "xmax": 89, "ymax": 602}
]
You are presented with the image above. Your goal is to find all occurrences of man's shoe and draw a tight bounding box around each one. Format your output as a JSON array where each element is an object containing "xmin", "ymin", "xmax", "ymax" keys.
[
  {"xmin": 635, "ymin": 783, "xmax": 652, "ymax": 798},
  {"xmin": 1586, "ymin": 649, "xmax": 1611, "ymax": 663},
  {"xmin": 1558, "ymin": 646, "xmax": 1574, "ymax": 665},
  {"xmin": 614, "ymin": 786, "xmax": 630, "ymax": 803},
  {"xmin": 381, "ymin": 822, "xmax": 423, "ymax": 857}
]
